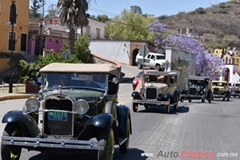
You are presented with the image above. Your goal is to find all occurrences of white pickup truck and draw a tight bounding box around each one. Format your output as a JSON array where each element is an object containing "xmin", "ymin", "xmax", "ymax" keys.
[{"xmin": 135, "ymin": 52, "xmax": 167, "ymax": 71}]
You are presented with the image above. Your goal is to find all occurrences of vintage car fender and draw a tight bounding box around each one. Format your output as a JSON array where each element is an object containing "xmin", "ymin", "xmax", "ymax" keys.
[
  {"xmin": 85, "ymin": 113, "xmax": 114, "ymax": 129},
  {"xmin": 161, "ymin": 93, "xmax": 171, "ymax": 101},
  {"xmin": 131, "ymin": 91, "xmax": 142, "ymax": 99},
  {"xmin": 116, "ymin": 105, "xmax": 132, "ymax": 138},
  {"xmin": 2, "ymin": 110, "xmax": 40, "ymax": 136}
]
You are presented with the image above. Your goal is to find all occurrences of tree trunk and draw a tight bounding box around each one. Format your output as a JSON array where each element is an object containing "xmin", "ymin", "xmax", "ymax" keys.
[{"xmin": 69, "ymin": 27, "xmax": 75, "ymax": 54}]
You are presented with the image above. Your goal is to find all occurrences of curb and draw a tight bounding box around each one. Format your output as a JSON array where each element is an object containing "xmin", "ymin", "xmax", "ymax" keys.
[{"xmin": 0, "ymin": 94, "xmax": 38, "ymax": 101}]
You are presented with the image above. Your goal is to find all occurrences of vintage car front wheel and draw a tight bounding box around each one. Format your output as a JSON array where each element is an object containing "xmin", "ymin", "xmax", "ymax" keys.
[
  {"xmin": 119, "ymin": 116, "xmax": 130, "ymax": 153},
  {"xmin": 165, "ymin": 99, "xmax": 171, "ymax": 113},
  {"xmin": 132, "ymin": 103, "xmax": 138, "ymax": 112},
  {"xmin": 1, "ymin": 123, "xmax": 22, "ymax": 160},
  {"xmin": 98, "ymin": 128, "xmax": 115, "ymax": 160}
]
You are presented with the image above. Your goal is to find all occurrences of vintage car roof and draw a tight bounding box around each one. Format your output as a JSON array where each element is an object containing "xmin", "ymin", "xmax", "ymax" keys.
[
  {"xmin": 143, "ymin": 70, "xmax": 178, "ymax": 76},
  {"xmin": 188, "ymin": 76, "xmax": 209, "ymax": 80},
  {"xmin": 40, "ymin": 63, "xmax": 119, "ymax": 76}
]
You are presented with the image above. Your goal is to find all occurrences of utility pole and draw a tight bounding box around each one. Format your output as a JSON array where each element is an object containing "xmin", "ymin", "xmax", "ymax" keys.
[
  {"xmin": 9, "ymin": 0, "xmax": 17, "ymax": 93},
  {"xmin": 39, "ymin": 0, "xmax": 44, "ymax": 55}
]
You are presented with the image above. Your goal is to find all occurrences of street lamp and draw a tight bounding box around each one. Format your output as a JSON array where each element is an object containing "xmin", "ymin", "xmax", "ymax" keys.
[{"xmin": 9, "ymin": 0, "xmax": 16, "ymax": 93}]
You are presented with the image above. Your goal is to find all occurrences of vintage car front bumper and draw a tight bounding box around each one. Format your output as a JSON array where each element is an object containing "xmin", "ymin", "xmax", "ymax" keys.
[
  {"xmin": 212, "ymin": 94, "xmax": 224, "ymax": 98},
  {"xmin": 2, "ymin": 136, "xmax": 105, "ymax": 150},
  {"xmin": 188, "ymin": 94, "xmax": 203, "ymax": 99},
  {"xmin": 132, "ymin": 99, "xmax": 169, "ymax": 105}
]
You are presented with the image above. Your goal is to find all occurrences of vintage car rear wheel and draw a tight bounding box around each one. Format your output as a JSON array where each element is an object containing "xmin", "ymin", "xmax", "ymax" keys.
[
  {"xmin": 174, "ymin": 97, "xmax": 178, "ymax": 110},
  {"xmin": 1, "ymin": 123, "xmax": 22, "ymax": 160},
  {"xmin": 132, "ymin": 103, "xmax": 138, "ymax": 112},
  {"xmin": 223, "ymin": 96, "xmax": 225, "ymax": 101},
  {"xmin": 119, "ymin": 116, "xmax": 130, "ymax": 153},
  {"xmin": 98, "ymin": 128, "xmax": 114, "ymax": 160}
]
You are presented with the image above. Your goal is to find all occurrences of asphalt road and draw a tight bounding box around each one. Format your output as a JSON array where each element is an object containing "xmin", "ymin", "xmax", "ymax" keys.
[{"xmin": 0, "ymin": 65, "xmax": 240, "ymax": 160}]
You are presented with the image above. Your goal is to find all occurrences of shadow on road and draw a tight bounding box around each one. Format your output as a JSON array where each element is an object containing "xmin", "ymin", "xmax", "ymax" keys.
[
  {"xmin": 136, "ymin": 105, "xmax": 189, "ymax": 114},
  {"xmin": 120, "ymin": 72, "xmax": 134, "ymax": 83}
]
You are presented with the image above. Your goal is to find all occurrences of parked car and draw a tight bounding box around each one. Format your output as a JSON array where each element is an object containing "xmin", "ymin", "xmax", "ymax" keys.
[
  {"xmin": 1, "ymin": 63, "xmax": 132, "ymax": 160},
  {"xmin": 185, "ymin": 76, "xmax": 212, "ymax": 103},
  {"xmin": 229, "ymin": 82, "xmax": 240, "ymax": 98},
  {"xmin": 211, "ymin": 80, "xmax": 230, "ymax": 101},
  {"xmin": 135, "ymin": 52, "xmax": 167, "ymax": 71},
  {"xmin": 131, "ymin": 70, "xmax": 179, "ymax": 113}
]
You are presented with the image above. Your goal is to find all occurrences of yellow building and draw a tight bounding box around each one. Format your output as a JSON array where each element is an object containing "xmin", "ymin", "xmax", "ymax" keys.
[
  {"xmin": 213, "ymin": 48, "xmax": 223, "ymax": 57},
  {"xmin": 0, "ymin": 0, "xmax": 29, "ymax": 73},
  {"xmin": 0, "ymin": 0, "xmax": 29, "ymax": 53}
]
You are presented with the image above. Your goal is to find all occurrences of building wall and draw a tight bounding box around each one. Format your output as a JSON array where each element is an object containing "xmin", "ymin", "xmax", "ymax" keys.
[
  {"xmin": 89, "ymin": 40, "xmax": 154, "ymax": 65},
  {"xmin": 0, "ymin": 0, "xmax": 29, "ymax": 53}
]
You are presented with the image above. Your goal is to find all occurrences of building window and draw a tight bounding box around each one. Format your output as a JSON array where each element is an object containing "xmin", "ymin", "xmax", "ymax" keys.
[
  {"xmin": 216, "ymin": 51, "xmax": 218, "ymax": 53},
  {"xmin": 226, "ymin": 57, "xmax": 228, "ymax": 64},
  {"xmin": 96, "ymin": 28, "xmax": 100, "ymax": 39},
  {"xmin": 237, "ymin": 59, "xmax": 239, "ymax": 63},
  {"xmin": 86, "ymin": 26, "xmax": 90, "ymax": 37},
  {"xmin": 8, "ymin": 32, "xmax": 16, "ymax": 51},
  {"xmin": 9, "ymin": 4, "xmax": 17, "ymax": 24},
  {"xmin": 229, "ymin": 58, "xmax": 231, "ymax": 64},
  {"xmin": 232, "ymin": 58, "xmax": 235, "ymax": 64}
]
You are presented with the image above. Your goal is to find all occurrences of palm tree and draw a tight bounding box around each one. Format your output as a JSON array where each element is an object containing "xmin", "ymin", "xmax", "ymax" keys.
[{"xmin": 57, "ymin": 0, "xmax": 90, "ymax": 54}]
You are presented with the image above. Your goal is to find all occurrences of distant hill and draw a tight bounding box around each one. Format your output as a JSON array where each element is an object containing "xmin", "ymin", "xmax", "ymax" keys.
[{"xmin": 157, "ymin": 0, "xmax": 240, "ymax": 49}]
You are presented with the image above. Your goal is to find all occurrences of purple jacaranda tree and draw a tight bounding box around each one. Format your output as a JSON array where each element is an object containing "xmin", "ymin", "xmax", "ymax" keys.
[
  {"xmin": 149, "ymin": 20, "xmax": 167, "ymax": 54},
  {"xmin": 148, "ymin": 21, "xmax": 226, "ymax": 79}
]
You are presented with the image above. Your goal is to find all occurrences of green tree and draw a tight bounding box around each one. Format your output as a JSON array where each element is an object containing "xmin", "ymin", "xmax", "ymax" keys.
[
  {"xmin": 57, "ymin": 0, "xmax": 91, "ymax": 54},
  {"xmin": 30, "ymin": 0, "xmax": 42, "ymax": 18},
  {"xmin": 106, "ymin": 9, "xmax": 154, "ymax": 40},
  {"xmin": 130, "ymin": 5, "xmax": 142, "ymax": 14},
  {"xmin": 97, "ymin": 14, "xmax": 109, "ymax": 22}
]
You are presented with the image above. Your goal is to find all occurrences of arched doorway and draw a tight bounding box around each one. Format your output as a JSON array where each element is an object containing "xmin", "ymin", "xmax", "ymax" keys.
[
  {"xmin": 132, "ymin": 49, "xmax": 139, "ymax": 66},
  {"xmin": 224, "ymin": 68, "xmax": 230, "ymax": 82}
]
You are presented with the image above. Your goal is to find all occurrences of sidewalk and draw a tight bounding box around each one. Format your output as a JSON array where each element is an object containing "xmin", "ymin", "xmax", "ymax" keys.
[{"xmin": 0, "ymin": 93, "xmax": 38, "ymax": 101}]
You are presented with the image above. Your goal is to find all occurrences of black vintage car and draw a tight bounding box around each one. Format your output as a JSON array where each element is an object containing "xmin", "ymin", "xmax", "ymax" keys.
[
  {"xmin": 183, "ymin": 76, "xmax": 212, "ymax": 103},
  {"xmin": 131, "ymin": 70, "xmax": 179, "ymax": 113},
  {"xmin": 1, "ymin": 63, "xmax": 132, "ymax": 160}
]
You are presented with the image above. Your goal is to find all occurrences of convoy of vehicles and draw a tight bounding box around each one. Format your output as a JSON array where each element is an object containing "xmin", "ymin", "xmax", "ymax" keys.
[
  {"xmin": 180, "ymin": 76, "xmax": 212, "ymax": 103},
  {"xmin": 211, "ymin": 80, "xmax": 231, "ymax": 101},
  {"xmin": 131, "ymin": 70, "xmax": 179, "ymax": 113},
  {"xmin": 229, "ymin": 82, "xmax": 240, "ymax": 98},
  {"xmin": 1, "ymin": 63, "xmax": 132, "ymax": 160}
]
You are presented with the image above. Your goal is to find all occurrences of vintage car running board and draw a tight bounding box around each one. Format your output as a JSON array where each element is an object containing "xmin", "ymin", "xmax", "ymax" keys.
[{"xmin": 2, "ymin": 136, "xmax": 105, "ymax": 150}]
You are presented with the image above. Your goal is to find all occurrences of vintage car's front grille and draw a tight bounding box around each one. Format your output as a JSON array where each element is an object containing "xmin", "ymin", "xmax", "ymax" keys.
[
  {"xmin": 146, "ymin": 88, "xmax": 157, "ymax": 99},
  {"xmin": 44, "ymin": 99, "xmax": 73, "ymax": 135},
  {"xmin": 213, "ymin": 88, "xmax": 220, "ymax": 94},
  {"xmin": 189, "ymin": 88, "xmax": 197, "ymax": 95}
]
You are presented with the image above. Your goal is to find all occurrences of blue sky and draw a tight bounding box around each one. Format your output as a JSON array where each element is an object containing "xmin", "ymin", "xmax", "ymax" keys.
[{"xmin": 35, "ymin": 0, "xmax": 229, "ymax": 17}]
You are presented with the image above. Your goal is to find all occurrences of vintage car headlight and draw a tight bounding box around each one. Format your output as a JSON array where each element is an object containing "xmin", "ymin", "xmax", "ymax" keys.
[
  {"xmin": 25, "ymin": 97, "xmax": 40, "ymax": 112},
  {"xmin": 75, "ymin": 99, "xmax": 89, "ymax": 114}
]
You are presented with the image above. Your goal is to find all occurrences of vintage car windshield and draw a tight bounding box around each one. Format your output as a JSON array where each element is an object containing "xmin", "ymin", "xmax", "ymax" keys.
[
  {"xmin": 189, "ymin": 80, "xmax": 204, "ymax": 88},
  {"xmin": 41, "ymin": 72, "xmax": 107, "ymax": 90},
  {"xmin": 212, "ymin": 82, "xmax": 226, "ymax": 87},
  {"xmin": 145, "ymin": 75, "xmax": 168, "ymax": 83}
]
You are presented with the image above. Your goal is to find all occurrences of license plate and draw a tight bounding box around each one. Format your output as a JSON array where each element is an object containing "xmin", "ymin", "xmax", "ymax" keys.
[{"xmin": 48, "ymin": 111, "xmax": 67, "ymax": 121}]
